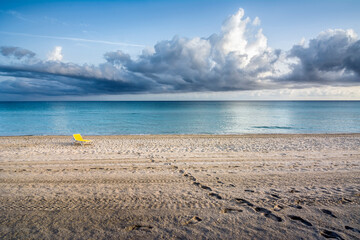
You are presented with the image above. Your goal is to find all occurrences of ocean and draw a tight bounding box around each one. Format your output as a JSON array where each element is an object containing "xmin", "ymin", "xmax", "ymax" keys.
[{"xmin": 0, "ymin": 101, "xmax": 359, "ymax": 136}]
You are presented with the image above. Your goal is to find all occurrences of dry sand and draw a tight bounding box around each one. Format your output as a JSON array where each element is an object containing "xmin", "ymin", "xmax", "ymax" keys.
[{"xmin": 0, "ymin": 134, "xmax": 359, "ymax": 239}]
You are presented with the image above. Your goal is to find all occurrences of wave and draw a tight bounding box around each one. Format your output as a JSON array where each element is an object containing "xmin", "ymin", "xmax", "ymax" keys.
[{"xmin": 252, "ymin": 126, "xmax": 294, "ymax": 129}]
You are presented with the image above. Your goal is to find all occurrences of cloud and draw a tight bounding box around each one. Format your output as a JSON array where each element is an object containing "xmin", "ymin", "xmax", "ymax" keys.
[
  {"xmin": 252, "ymin": 17, "xmax": 261, "ymax": 26},
  {"xmin": 104, "ymin": 50, "xmax": 132, "ymax": 66},
  {"xmin": 103, "ymin": 8, "xmax": 281, "ymax": 92},
  {"xmin": 0, "ymin": 8, "xmax": 359, "ymax": 98},
  {"xmin": 281, "ymin": 29, "xmax": 360, "ymax": 85},
  {"xmin": 0, "ymin": 46, "xmax": 36, "ymax": 59},
  {"xmin": 47, "ymin": 46, "xmax": 63, "ymax": 61},
  {"xmin": 0, "ymin": 61, "xmax": 161, "ymax": 96}
]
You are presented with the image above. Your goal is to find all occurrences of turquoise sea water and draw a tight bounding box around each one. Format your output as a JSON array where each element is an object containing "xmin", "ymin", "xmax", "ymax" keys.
[{"xmin": 0, "ymin": 101, "xmax": 359, "ymax": 136}]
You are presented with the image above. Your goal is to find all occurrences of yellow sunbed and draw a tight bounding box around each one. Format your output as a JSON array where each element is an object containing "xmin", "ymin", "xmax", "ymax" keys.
[{"xmin": 72, "ymin": 134, "xmax": 92, "ymax": 145}]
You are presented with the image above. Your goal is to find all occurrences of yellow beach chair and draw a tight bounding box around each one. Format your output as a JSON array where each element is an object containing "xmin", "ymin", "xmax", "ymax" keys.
[{"xmin": 72, "ymin": 134, "xmax": 92, "ymax": 145}]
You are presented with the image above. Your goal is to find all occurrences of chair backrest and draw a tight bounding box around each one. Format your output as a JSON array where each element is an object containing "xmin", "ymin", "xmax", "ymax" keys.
[{"xmin": 73, "ymin": 134, "xmax": 83, "ymax": 141}]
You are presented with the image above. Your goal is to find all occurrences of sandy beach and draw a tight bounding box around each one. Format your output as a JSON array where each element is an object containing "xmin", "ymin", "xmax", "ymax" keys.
[{"xmin": 0, "ymin": 134, "xmax": 359, "ymax": 239}]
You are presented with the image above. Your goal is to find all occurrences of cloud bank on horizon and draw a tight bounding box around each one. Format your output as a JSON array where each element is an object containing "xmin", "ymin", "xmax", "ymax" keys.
[{"xmin": 0, "ymin": 8, "xmax": 359, "ymax": 98}]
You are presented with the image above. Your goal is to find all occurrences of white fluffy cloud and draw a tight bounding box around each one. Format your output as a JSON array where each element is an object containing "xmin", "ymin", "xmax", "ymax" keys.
[
  {"xmin": 47, "ymin": 46, "xmax": 63, "ymax": 61},
  {"xmin": 105, "ymin": 8, "xmax": 281, "ymax": 92}
]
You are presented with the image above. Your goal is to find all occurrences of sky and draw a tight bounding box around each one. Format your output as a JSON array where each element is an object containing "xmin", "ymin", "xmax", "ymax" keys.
[{"xmin": 0, "ymin": 0, "xmax": 359, "ymax": 100}]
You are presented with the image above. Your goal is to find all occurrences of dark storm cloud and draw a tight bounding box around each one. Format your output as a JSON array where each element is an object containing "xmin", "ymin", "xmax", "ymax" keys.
[
  {"xmin": 345, "ymin": 39, "xmax": 360, "ymax": 75},
  {"xmin": 0, "ymin": 9, "xmax": 359, "ymax": 98},
  {"xmin": 280, "ymin": 29, "xmax": 360, "ymax": 84},
  {"xmin": 0, "ymin": 62, "xmax": 160, "ymax": 96}
]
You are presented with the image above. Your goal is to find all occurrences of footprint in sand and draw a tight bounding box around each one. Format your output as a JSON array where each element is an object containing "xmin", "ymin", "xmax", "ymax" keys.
[
  {"xmin": 289, "ymin": 189, "xmax": 300, "ymax": 193},
  {"xmin": 200, "ymin": 185, "xmax": 212, "ymax": 191},
  {"xmin": 254, "ymin": 207, "xmax": 283, "ymax": 222},
  {"xmin": 125, "ymin": 225, "xmax": 153, "ymax": 231},
  {"xmin": 345, "ymin": 225, "xmax": 360, "ymax": 233},
  {"xmin": 183, "ymin": 216, "xmax": 202, "ymax": 225},
  {"xmin": 183, "ymin": 173, "xmax": 197, "ymax": 182},
  {"xmin": 321, "ymin": 209, "xmax": 337, "ymax": 218},
  {"xmin": 273, "ymin": 204, "xmax": 283, "ymax": 211},
  {"xmin": 339, "ymin": 197, "xmax": 352, "ymax": 204},
  {"xmin": 189, "ymin": 176, "xmax": 196, "ymax": 181},
  {"xmin": 193, "ymin": 182, "xmax": 200, "ymax": 186},
  {"xmin": 234, "ymin": 198, "xmax": 254, "ymax": 207},
  {"xmin": 289, "ymin": 205, "xmax": 302, "ymax": 209},
  {"xmin": 270, "ymin": 194, "xmax": 281, "ymax": 199},
  {"xmin": 320, "ymin": 229, "xmax": 343, "ymax": 239},
  {"xmin": 208, "ymin": 192, "xmax": 222, "ymax": 200},
  {"xmin": 221, "ymin": 208, "xmax": 243, "ymax": 213},
  {"xmin": 288, "ymin": 215, "xmax": 312, "ymax": 226}
]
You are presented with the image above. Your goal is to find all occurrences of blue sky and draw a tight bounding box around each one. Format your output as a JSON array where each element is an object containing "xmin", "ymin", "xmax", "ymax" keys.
[{"xmin": 0, "ymin": 0, "xmax": 359, "ymax": 100}]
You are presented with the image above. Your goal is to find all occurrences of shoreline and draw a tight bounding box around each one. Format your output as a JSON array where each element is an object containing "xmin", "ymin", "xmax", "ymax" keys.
[{"xmin": 1, "ymin": 132, "xmax": 360, "ymax": 138}]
